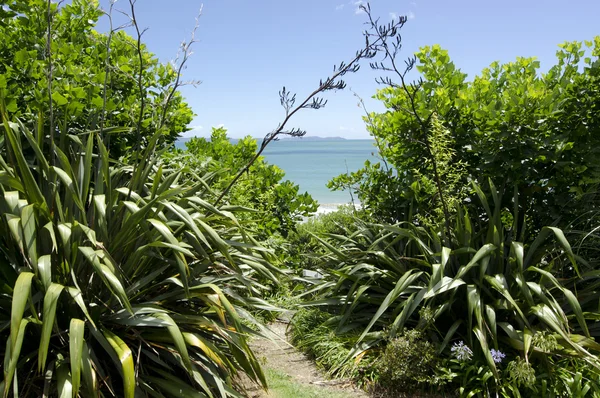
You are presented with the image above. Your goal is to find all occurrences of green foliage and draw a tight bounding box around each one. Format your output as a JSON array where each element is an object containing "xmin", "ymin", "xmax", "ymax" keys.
[
  {"xmin": 332, "ymin": 38, "xmax": 600, "ymax": 232},
  {"xmin": 0, "ymin": 114, "xmax": 278, "ymax": 396},
  {"xmin": 285, "ymin": 205, "xmax": 363, "ymax": 271},
  {"xmin": 0, "ymin": 0, "xmax": 194, "ymax": 158},
  {"xmin": 289, "ymin": 309, "xmax": 376, "ymax": 382},
  {"xmin": 374, "ymin": 329, "xmax": 440, "ymax": 394},
  {"xmin": 165, "ymin": 128, "xmax": 318, "ymax": 238},
  {"xmin": 301, "ymin": 182, "xmax": 600, "ymax": 395},
  {"xmin": 506, "ymin": 357, "xmax": 536, "ymax": 388}
]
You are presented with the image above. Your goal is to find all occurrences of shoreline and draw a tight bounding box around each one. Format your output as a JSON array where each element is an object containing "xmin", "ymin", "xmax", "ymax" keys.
[
  {"xmin": 312, "ymin": 202, "xmax": 362, "ymax": 216},
  {"xmin": 315, "ymin": 203, "xmax": 345, "ymax": 215}
]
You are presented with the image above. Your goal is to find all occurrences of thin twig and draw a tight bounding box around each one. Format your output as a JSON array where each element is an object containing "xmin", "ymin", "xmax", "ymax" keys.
[
  {"xmin": 159, "ymin": 5, "xmax": 203, "ymax": 131},
  {"xmin": 213, "ymin": 27, "xmax": 390, "ymax": 206},
  {"xmin": 46, "ymin": 0, "xmax": 54, "ymax": 167},
  {"xmin": 350, "ymin": 89, "xmax": 389, "ymax": 172},
  {"xmin": 128, "ymin": 0, "xmax": 147, "ymax": 155},
  {"xmin": 363, "ymin": 5, "xmax": 452, "ymax": 241},
  {"xmin": 100, "ymin": 1, "xmax": 130, "ymax": 147}
]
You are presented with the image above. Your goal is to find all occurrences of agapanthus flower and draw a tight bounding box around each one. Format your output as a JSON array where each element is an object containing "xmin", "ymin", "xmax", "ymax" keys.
[
  {"xmin": 490, "ymin": 348, "xmax": 506, "ymax": 364},
  {"xmin": 451, "ymin": 341, "xmax": 473, "ymax": 362}
]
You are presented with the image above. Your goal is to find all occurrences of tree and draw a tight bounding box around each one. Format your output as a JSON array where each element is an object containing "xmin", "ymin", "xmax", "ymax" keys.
[
  {"xmin": 0, "ymin": 0, "xmax": 194, "ymax": 159},
  {"xmin": 331, "ymin": 37, "xmax": 600, "ymax": 234}
]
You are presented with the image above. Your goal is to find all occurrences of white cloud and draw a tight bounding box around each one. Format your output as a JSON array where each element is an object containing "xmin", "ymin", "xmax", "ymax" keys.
[
  {"xmin": 339, "ymin": 126, "xmax": 355, "ymax": 132},
  {"xmin": 389, "ymin": 12, "xmax": 397, "ymax": 20},
  {"xmin": 353, "ymin": 0, "xmax": 365, "ymax": 14},
  {"xmin": 181, "ymin": 124, "xmax": 203, "ymax": 137},
  {"xmin": 410, "ymin": 1, "xmax": 417, "ymax": 6},
  {"xmin": 407, "ymin": 11, "xmax": 415, "ymax": 19},
  {"xmin": 335, "ymin": 4, "xmax": 345, "ymax": 10}
]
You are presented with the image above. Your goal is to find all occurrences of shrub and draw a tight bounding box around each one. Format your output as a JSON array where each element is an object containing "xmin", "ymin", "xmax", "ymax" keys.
[
  {"xmin": 289, "ymin": 308, "xmax": 375, "ymax": 382},
  {"xmin": 0, "ymin": 117, "xmax": 277, "ymax": 396},
  {"xmin": 285, "ymin": 205, "xmax": 364, "ymax": 271},
  {"xmin": 0, "ymin": 0, "xmax": 194, "ymax": 159},
  {"xmin": 165, "ymin": 128, "xmax": 318, "ymax": 238},
  {"xmin": 303, "ymin": 182, "xmax": 600, "ymax": 395},
  {"xmin": 330, "ymin": 37, "xmax": 600, "ymax": 234},
  {"xmin": 374, "ymin": 329, "xmax": 439, "ymax": 394}
]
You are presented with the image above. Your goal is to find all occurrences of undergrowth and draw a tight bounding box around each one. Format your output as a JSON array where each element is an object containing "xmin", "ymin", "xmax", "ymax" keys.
[{"xmin": 289, "ymin": 309, "xmax": 377, "ymax": 384}]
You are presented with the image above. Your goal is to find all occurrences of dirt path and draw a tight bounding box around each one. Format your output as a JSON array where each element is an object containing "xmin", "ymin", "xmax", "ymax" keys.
[{"xmin": 244, "ymin": 321, "xmax": 369, "ymax": 398}]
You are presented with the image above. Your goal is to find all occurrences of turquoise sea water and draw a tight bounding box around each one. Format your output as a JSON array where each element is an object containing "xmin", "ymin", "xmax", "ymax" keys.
[
  {"xmin": 261, "ymin": 139, "xmax": 377, "ymax": 205},
  {"xmin": 176, "ymin": 138, "xmax": 378, "ymax": 205}
]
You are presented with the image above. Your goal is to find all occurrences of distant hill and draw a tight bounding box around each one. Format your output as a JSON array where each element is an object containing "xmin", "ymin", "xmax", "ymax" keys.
[
  {"xmin": 174, "ymin": 135, "xmax": 349, "ymax": 149},
  {"xmin": 277, "ymin": 136, "xmax": 347, "ymax": 141}
]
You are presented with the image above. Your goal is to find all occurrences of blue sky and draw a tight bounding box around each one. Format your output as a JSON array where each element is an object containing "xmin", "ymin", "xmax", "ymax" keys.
[{"xmin": 98, "ymin": 0, "xmax": 600, "ymax": 139}]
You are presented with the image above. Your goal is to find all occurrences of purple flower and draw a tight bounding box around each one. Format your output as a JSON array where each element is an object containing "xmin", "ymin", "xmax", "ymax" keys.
[
  {"xmin": 490, "ymin": 349, "xmax": 506, "ymax": 364},
  {"xmin": 451, "ymin": 341, "xmax": 473, "ymax": 362}
]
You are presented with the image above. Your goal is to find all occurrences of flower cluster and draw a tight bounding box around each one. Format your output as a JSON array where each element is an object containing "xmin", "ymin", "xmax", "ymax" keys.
[
  {"xmin": 451, "ymin": 342, "xmax": 506, "ymax": 365},
  {"xmin": 490, "ymin": 349, "xmax": 506, "ymax": 364},
  {"xmin": 451, "ymin": 341, "xmax": 473, "ymax": 362}
]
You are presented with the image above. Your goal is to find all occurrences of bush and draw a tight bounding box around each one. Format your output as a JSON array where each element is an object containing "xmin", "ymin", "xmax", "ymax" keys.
[
  {"xmin": 0, "ymin": 0, "xmax": 194, "ymax": 159},
  {"xmin": 165, "ymin": 128, "xmax": 318, "ymax": 238},
  {"xmin": 0, "ymin": 116, "xmax": 277, "ymax": 396},
  {"xmin": 331, "ymin": 38, "xmax": 600, "ymax": 234},
  {"xmin": 285, "ymin": 205, "xmax": 364, "ymax": 271},
  {"xmin": 289, "ymin": 308, "xmax": 375, "ymax": 382},
  {"xmin": 375, "ymin": 329, "xmax": 439, "ymax": 394},
  {"xmin": 303, "ymin": 182, "xmax": 600, "ymax": 395}
]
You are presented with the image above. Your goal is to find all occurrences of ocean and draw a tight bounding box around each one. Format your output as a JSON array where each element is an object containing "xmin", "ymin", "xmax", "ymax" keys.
[
  {"xmin": 262, "ymin": 139, "xmax": 377, "ymax": 206},
  {"xmin": 176, "ymin": 138, "xmax": 378, "ymax": 207}
]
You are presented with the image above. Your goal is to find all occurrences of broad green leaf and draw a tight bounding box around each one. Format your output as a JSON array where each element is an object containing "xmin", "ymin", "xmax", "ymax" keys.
[
  {"xmin": 529, "ymin": 266, "xmax": 590, "ymax": 337},
  {"xmin": 455, "ymin": 243, "xmax": 496, "ymax": 279},
  {"xmin": 43, "ymin": 222, "xmax": 58, "ymax": 253},
  {"xmin": 67, "ymin": 287, "xmax": 95, "ymax": 328},
  {"xmin": 145, "ymin": 376, "xmax": 208, "ymax": 398},
  {"xmin": 79, "ymin": 247, "xmax": 132, "ymax": 313},
  {"xmin": 52, "ymin": 92, "xmax": 69, "ymax": 106},
  {"xmin": 154, "ymin": 313, "xmax": 192, "ymax": 372},
  {"xmin": 81, "ymin": 132, "xmax": 94, "ymax": 203},
  {"xmin": 2, "ymin": 121, "xmax": 45, "ymax": 207},
  {"xmin": 424, "ymin": 276, "xmax": 465, "ymax": 299},
  {"xmin": 80, "ymin": 343, "xmax": 97, "ymax": 395},
  {"xmin": 473, "ymin": 326, "xmax": 498, "ymax": 379},
  {"xmin": 357, "ymin": 270, "xmax": 422, "ymax": 343},
  {"xmin": 10, "ymin": 272, "xmax": 33, "ymax": 351},
  {"xmin": 39, "ymin": 283, "xmax": 65, "ymax": 372},
  {"xmin": 3, "ymin": 318, "xmax": 30, "ymax": 398},
  {"xmin": 102, "ymin": 329, "xmax": 135, "ymax": 398},
  {"xmin": 69, "ymin": 319, "xmax": 85, "ymax": 398},
  {"xmin": 37, "ymin": 255, "xmax": 52, "ymax": 291},
  {"xmin": 56, "ymin": 356, "xmax": 73, "ymax": 398}
]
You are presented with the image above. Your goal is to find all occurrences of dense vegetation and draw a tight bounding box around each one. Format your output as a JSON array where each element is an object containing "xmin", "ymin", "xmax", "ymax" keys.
[
  {"xmin": 304, "ymin": 31, "xmax": 600, "ymax": 398},
  {"xmin": 330, "ymin": 39, "xmax": 600, "ymax": 234},
  {"xmin": 164, "ymin": 128, "xmax": 318, "ymax": 238},
  {"xmin": 1, "ymin": 1, "xmax": 599, "ymax": 397},
  {"xmin": 0, "ymin": 0, "xmax": 194, "ymax": 159}
]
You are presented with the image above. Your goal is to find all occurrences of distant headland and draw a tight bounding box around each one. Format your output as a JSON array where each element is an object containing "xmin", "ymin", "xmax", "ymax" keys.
[
  {"xmin": 276, "ymin": 136, "xmax": 347, "ymax": 141},
  {"xmin": 175, "ymin": 135, "xmax": 354, "ymax": 149}
]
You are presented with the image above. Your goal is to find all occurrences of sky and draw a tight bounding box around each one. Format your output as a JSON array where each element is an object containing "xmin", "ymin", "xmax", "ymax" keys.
[{"xmin": 96, "ymin": 0, "xmax": 600, "ymax": 139}]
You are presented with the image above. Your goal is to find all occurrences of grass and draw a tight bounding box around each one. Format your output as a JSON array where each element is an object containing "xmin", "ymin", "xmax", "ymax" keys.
[{"xmin": 264, "ymin": 368, "xmax": 357, "ymax": 398}]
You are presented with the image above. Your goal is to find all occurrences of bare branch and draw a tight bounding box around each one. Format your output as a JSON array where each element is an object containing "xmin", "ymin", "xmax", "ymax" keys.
[
  {"xmin": 100, "ymin": 0, "xmax": 130, "ymax": 149},
  {"xmin": 350, "ymin": 89, "xmax": 389, "ymax": 172},
  {"xmin": 46, "ymin": 0, "xmax": 55, "ymax": 167},
  {"xmin": 128, "ymin": 0, "xmax": 148, "ymax": 155},
  {"xmin": 362, "ymin": 5, "xmax": 452, "ymax": 242},
  {"xmin": 213, "ymin": 36, "xmax": 378, "ymax": 206},
  {"xmin": 159, "ymin": 5, "xmax": 204, "ymax": 130}
]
